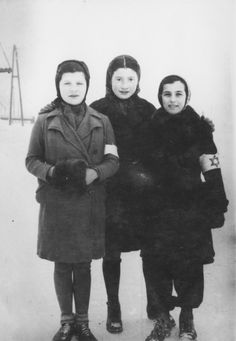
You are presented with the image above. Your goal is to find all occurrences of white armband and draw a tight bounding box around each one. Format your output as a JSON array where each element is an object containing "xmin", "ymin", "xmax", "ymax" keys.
[
  {"xmin": 199, "ymin": 153, "xmax": 220, "ymax": 173},
  {"xmin": 104, "ymin": 144, "xmax": 119, "ymax": 157}
]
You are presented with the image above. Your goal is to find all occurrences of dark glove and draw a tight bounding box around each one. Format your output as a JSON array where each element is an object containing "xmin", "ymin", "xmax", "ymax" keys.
[
  {"xmin": 48, "ymin": 161, "xmax": 69, "ymax": 188},
  {"xmin": 210, "ymin": 213, "xmax": 225, "ymax": 228},
  {"xmin": 203, "ymin": 169, "xmax": 229, "ymax": 213},
  {"xmin": 200, "ymin": 169, "xmax": 228, "ymax": 228},
  {"xmin": 49, "ymin": 159, "xmax": 88, "ymax": 192},
  {"xmin": 63, "ymin": 159, "xmax": 88, "ymax": 190},
  {"xmin": 203, "ymin": 210, "xmax": 225, "ymax": 229}
]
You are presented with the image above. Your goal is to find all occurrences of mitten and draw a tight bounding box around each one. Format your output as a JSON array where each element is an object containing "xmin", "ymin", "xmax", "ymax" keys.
[
  {"xmin": 48, "ymin": 159, "xmax": 88, "ymax": 192},
  {"xmin": 200, "ymin": 168, "xmax": 228, "ymax": 228},
  {"xmin": 63, "ymin": 158, "xmax": 88, "ymax": 191},
  {"xmin": 203, "ymin": 169, "xmax": 229, "ymax": 213},
  {"xmin": 209, "ymin": 213, "xmax": 225, "ymax": 228},
  {"xmin": 48, "ymin": 160, "xmax": 70, "ymax": 188}
]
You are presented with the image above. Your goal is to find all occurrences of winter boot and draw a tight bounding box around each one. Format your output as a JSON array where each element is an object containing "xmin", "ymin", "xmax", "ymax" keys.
[
  {"xmin": 75, "ymin": 322, "xmax": 97, "ymax": 341},
  {"xmin": 52, "ymin": 323, "xmax": 75, "ymax": 341},
  {"xmin": 179, "ymin": 310, "xmax": 197, "ymax": 340},
  {"xmin": 165, "ymin": 314, "xmax": 176, "ymax": 336},
  {"xmin": 145, "ymin": 312, "xmax": 175, "ymax": 341},
  {"xmin": 106, "ymin": 301, "xmax": 123, "ymax": 333}
]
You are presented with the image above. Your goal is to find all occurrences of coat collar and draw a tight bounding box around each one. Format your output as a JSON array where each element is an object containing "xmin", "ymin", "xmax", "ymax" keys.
[
  {"xmin": 46, "ymin": 105, "xmax": 103, "ymax": 163},
  {"xmin": 47, "ymin": 105, "xmax": 103, "ymax": 136},
  {"xmin": 77, "ymin": 106, "xmax": 103, "ymax": 139}
]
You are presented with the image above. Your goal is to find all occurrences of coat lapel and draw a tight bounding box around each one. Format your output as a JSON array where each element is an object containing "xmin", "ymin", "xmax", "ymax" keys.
[
  {"xmin": 47, "ymin": 106, "xmax": 103, "ymax": 164},
  {"xmin": 78, "ymin": 107, "xmax": 103, "ymax": 137}
]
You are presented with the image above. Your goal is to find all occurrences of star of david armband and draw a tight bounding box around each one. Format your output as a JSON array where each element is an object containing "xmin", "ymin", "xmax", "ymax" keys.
[
  {"xmin": 199, "ymin": 153, "xmax": 220, "ymax": 173},
  {"xmin": 104, "ymin": 144, "xmax": 119, "ymax": 158},
  {"xmin": 199, "ymin": 152, "xmax": 228, "ymax": 220}
]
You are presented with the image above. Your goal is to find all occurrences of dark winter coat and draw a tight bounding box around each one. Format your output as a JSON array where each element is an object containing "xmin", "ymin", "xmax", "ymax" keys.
[
  {"xmin": 90, "ymin": 94, "xmax": 156, "ymax": 252},
  {"xmin": 141, "ymin": 106, "xmax": 228, "ymax": 265},
  {"xmin": 26, "ymin": 104, "xmax": 119, "ymax": 263}
]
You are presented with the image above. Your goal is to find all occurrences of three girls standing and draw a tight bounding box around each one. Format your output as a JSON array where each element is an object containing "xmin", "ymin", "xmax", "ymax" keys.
[{"xmin": 26, "ymin": 58, "xmax": 228, "ymax": 341}]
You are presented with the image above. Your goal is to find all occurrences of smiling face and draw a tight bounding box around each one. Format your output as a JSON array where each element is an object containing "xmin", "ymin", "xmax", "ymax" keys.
[
  {"xmin": 111, "ymin": 68, "xmax": 138, "ymax": 99},
  {"xmin": 161, "ymin": 81, "xmax": 187, "ymax": 114},
  {"xmin": 59, "ymin": 72, "xmax": 87, "ymax": 105}
]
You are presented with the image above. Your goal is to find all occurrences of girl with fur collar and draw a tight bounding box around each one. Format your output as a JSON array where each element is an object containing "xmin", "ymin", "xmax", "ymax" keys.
[
  {"xmin": 143, "ymin": 75, "xmax": 228, "ymax": 341},
  {"xmin": 90, "ymin": 55, "xmax": 157, "ymax": 333}
]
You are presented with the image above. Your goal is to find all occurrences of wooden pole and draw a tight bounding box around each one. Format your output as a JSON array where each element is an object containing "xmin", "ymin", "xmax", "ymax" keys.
[
  {"xmin": 9, "ymin": 45, "xmax": 24, "ymax": 125},
  {"xmin": 15, "ymin": 47, "xmax": 24, "ymax": 126},
  {"xmin": 9, "ymin": 45, "xmax": 15, "ymax": 125}
]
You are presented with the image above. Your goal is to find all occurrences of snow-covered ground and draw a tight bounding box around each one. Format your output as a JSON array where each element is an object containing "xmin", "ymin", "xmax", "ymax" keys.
[{"xmin": 0, "ymin": 120, "xmax": 235, "ymax": 341}]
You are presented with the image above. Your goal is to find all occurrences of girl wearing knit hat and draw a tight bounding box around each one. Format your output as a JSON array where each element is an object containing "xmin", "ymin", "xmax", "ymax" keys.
[
  {"xmin": 142, "ymin": 75, "xmax": 228, "ymax": 341},
  {"xmin": 26, "ymin": 59, "xmax": 119, "ymax": 341},
  {"xmin": 90, "ymin": 55, "xmax": 158, "ymax": 333}
]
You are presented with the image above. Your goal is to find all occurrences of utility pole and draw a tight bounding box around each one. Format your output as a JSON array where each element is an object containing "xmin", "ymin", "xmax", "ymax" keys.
[{"xmin": 9, "ymin": 45, "xmax": 24, "ymax": 126}]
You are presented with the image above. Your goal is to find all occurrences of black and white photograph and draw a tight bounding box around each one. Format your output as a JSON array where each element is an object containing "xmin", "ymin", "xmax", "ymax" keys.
[{"xmin": 0, "ymin": 1, "xmax": 235, "ymax": 340}]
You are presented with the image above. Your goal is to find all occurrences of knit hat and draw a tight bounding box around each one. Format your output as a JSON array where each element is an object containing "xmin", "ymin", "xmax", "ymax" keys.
[
  {"xmin": 55, "ymin": 60, "xmax": 90, "ymax": 101},
  {"xmin": 158, "ymin": 74, "xmax": 191, "ymax": 107},
  {"xmin": 106, "ymin": 55, "xmax": 141, "ymax": 96}
]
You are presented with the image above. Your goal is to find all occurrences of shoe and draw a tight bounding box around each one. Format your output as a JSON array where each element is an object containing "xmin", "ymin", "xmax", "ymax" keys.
[
  {"xmin": 75, "ymin": 322, "xmax": 97, "ymax": 341},
  {"xmin": 179, "ymin": 315, "xmax": 197, "ymax": 340},
  {"xmin": 147, "ymin": 305, "xmax": 176, "ymax": 328},
  {"xmin": 52, "ymin": 323, "xmax": 75, "ymax": 341},
  {"xmin": 167, "ymin": 314, "xmax": 176, "ymax": 334},
  {"xmin": 145, "ymin": 312, "xmax": 175, "ymax": 341},
  {"xmin": 106, "ymin": 302, "xmax": 123, "ymax": 333}
]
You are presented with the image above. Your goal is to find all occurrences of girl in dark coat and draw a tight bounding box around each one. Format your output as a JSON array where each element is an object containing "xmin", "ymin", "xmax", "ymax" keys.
[
  {"xmin": 26, "ymin": 60, "xmax": 119, "ymax": 341},
  {"xmin": 90, "ymin": 55, "xmax": 157, "ymax": 333},
  {"xmin": 143, "ymin": 75, "xmax": 228, "ymax": 341}
]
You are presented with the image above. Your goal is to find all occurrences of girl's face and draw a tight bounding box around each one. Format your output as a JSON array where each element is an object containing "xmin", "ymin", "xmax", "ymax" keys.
[
  {"xmin": 111, "ymin": 68, "xmax": 138, "ymax": 99},
  {"xmin": 161, "ymin": 81, "xmax": 187, "ymax": 114},
  {"xmin": 59, "ymin": 72, "xmax": 87, "ymax": 105}
]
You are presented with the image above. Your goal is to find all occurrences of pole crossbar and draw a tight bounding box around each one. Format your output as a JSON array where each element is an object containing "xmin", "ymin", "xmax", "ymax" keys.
[{"xmin": 0, "ymin": 67, "xmax": 12, "ymax": 73}]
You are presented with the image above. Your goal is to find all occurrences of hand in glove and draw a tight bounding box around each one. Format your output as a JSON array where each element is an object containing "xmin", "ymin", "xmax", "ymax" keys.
[
  {"xmin": 210, "ymin": 213, "xmax": 225, "ymax": 228},
  {"xmin": 48, "ymin": 159, "xmax": 88, "ymax": 192},
  {"xmin": 64, "ymin": 159, "xmax": 88, "ymax": 190},
  {"xmin": 203, "ymin": 169, "xmax": 229, "ymax": 213},
  {"xmin": 201, "ymin": 169, "xmax": 229, "ymax": 228},
  {"xmin": 48, "ymin": 160, "xmax": 69, "ymax": 188}
]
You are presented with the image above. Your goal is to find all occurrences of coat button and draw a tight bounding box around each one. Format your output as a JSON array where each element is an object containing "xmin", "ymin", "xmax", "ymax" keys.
[{"xmin": 93, "ymin": 149, "xmax": 98, "ymax": 155}]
